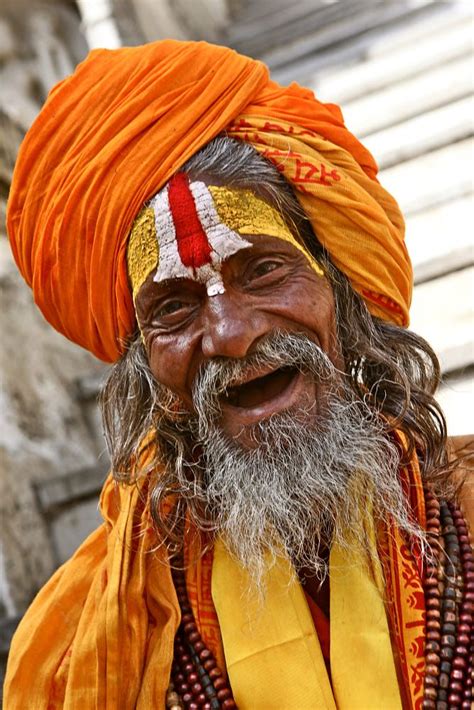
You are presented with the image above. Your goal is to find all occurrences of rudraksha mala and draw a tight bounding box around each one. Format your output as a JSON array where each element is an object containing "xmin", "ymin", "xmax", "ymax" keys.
[
  {"xmin": 165, "ymin": 556, "xmax": 237, "ymax": 710},
  {"xmin": 423, "ymin": 490, "xmax": 473, "ymax": 708}
]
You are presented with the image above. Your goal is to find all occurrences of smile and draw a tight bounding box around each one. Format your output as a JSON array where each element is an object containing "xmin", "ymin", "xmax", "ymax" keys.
[{"xmin": 219, "ymin": 365, "xmax": 312, "ymax": 425}]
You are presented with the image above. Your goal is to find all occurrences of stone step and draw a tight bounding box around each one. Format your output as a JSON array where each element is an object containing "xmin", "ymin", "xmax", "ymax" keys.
[
  {"xmin": 410, "ymin": 266, "xmax": 474, "ymax": 375},
  {"xmin": 74, "ymin": 370, "xmax": 107, "ymax": 401},
  {"xmin": 341, "ymin": 56, "xmax": 473, "ymax": 139},
  {"xmin": 313, "ymin": 20, "xmax": 473, "ymax": 104},
  {"xmin": 34, "ymin": 463, "xmax": 109, "ymax": 515},
  {"xmin": 33, "ymin": 463, "xmax": 109, "ymax": 567},
  {"xmin": 253, "ymin": 1, "xmax": 440, "ymax": 71},
  {"xmin": 0, "ymin": 614, "xmax": 22, "ymax": 701},
  {"xmin": 0, "ymin": 615, "xmax": 21, "ymax": 656},
  {"xmin": 49, "ymin": 495, "xmax": 105, "ymax": 565},
  {"xmin": 364, "ymin": 96, "xmax": 474, "ymax": 171},
  {"xmin": 407, "ymin": 194, "xmax": 474, "ymax": 278},
  {"xmin": 228, "ymin": 0, "xmax": 341, "ymax": 38},
  {"xmin": 270, "ymin": 2, "xmax": 468, "ymax": 84},
  {"xmin": 229, "ymin": 1, "xmax": 408, "ymax": 57},
  {"xmin": 362, "ymin": 1, "xmax": 469, "ymax": 58},
  {"xmin": 231, "ymin": 0, "xmax": 337, "ymax": 26},
  {"xmin": 379, "ymin": 137, "xmax": 473, "ymax": 216},
  {"xmin": 413, "ymin": 246, "xmax": 473, "ymax": 286},
  {"xmin": 437, "ymin": 368, "xmax": 474, "ymax": 436}
]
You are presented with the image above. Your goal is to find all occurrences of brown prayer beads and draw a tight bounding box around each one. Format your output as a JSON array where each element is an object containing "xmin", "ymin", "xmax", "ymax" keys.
[
  {"xmin": 166, "ymin": 559, "xmax": 237, "ymax": 710},
  {"xmin": 422, "ymin": 491, "xmax": 473, "ymax": 709}
]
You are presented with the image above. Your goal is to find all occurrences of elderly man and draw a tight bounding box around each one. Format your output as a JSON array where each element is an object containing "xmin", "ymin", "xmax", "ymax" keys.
[{"xmin": 4, "ymin": 41, "xmax": 473, "ymax": 709}]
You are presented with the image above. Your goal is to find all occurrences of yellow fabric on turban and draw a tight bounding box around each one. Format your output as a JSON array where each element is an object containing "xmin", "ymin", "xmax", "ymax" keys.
[{"xmin": 7, "ymin": 40, "xmax": 411, "ymax": 362}]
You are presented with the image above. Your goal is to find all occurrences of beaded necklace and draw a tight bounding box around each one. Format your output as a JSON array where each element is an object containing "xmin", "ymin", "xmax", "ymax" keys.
[
  {"xmin": 165, "ymin": 492, "xmax": 473, "ymax": 709},
  {"xmin": 165, "ymin": 557, "xmax": 237, "ymax": 710},
  {"xmin": 423, "ymin": 490, "xmax": 473, "ymax": 708}
]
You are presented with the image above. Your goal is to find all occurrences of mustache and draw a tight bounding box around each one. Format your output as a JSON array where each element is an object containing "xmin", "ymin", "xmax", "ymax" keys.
[{"xmin": 192, "ymin": 330, "xmax": 338, "ymax": 415}]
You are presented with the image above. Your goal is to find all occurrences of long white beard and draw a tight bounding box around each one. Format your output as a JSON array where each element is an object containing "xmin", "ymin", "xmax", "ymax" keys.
[
  {"xmin": 195, "ymin": 397, "xmax": 414, "ymax": 591},
  {"xmin": 159, "ymin": 332, "xmax": 424, "ymax": 592}
]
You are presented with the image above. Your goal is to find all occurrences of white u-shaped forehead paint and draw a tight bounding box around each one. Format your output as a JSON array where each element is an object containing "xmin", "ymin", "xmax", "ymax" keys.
[
  {"xmin": 126, "ymin": 172, "xmax": 324, "ymax": 299},
  {"xmin": 150, "ymin": 173, "xmax": 252, "ymax": 296}
]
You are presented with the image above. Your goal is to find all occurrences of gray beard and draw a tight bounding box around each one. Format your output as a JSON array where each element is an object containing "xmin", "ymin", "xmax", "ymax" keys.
[{"xmin": 154, "ymin": 332, "xmax": 423, "ymax": 591}]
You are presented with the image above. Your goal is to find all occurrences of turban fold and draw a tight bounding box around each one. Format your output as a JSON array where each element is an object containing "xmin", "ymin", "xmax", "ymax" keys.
[{"xmin": 7, "ymin": 40, "xmax": 411, "ymax": 362}]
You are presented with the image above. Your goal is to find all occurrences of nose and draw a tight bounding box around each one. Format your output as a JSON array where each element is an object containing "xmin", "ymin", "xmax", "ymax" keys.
[{"xmin": 201, "ymin": 292, "xmax": 271, "ymax": 359}]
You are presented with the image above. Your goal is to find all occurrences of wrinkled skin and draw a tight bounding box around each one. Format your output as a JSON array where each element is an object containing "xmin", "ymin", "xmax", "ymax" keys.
[{"xmin": 135, "ymin": 233, "xmax": 342, "ymax": 444}]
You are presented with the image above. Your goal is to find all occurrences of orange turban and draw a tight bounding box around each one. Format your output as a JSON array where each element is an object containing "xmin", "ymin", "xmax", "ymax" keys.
[{"xmin": 7, "ymin": 40, "xmax": 411, "ymax": 363}]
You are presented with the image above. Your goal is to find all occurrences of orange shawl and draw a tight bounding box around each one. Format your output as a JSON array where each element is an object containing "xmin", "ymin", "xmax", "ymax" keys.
[
  {"xmin": 4, "ymin": 435, "xmax": 426, "ymax": 708},
  {"xmin": 7, "ymin": 40, "xmax": 411, "ymax": 363}
]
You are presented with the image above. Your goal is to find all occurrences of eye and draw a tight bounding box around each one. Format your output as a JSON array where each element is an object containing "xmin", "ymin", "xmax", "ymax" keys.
[
  {"xmin": 151, "ymin": 296, "xmax": 198, "ymax": 328},
  {"xmin": 250, "ymin": 259, "xmax": 282, "ymax": 279},
  {"xmin": 156, "ymin": 299, "xmax": 186, "ymax": 317}
]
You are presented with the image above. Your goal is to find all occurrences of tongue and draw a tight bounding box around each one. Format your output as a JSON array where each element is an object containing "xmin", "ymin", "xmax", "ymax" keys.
[{"xmin": 227, "ymin": 368, "xmax": 295, "ymax": 408}]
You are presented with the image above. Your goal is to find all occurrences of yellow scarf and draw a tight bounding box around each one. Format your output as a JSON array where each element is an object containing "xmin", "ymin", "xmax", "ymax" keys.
[{"xmin": 212, "ymin": 536, "xmax": 401, "ymax": 709}]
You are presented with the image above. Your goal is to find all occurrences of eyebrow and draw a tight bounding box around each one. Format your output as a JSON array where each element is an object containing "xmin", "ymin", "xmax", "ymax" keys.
[{"xmin": 141, "ymin": 238, "xmax": 302, "ymax": 299}]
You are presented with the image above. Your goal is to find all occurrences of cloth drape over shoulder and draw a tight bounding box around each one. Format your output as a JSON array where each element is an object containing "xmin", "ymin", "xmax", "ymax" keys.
[
  {"xmin": 4, "ymin": 436, "xmax": 427, "ymax": 709},
  {"xmin": 7, "ymin": 40, "xmax": 411, "ymax": 362}
]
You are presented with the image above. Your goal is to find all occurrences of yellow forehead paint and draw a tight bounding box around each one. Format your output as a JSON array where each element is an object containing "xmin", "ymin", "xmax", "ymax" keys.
[
  {"xmin": 209, "ymin": 186, "xmax": 324, "ymax": 277},
  {"xmin": 127, "ymin": 207, "xmax": 159, "ymax": 299},
  {"xmin": 126, "ymin": 180, "xmax": 323, "ymax": 299},
  {"xmin": 208, "ymin": 186, "xmax": 291, "ymax": 242}
]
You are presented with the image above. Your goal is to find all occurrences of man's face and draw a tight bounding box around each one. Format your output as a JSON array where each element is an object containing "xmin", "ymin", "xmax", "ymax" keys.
[
  {"xmin": 134, "ymin": 232, "xmax": 341, "ymax": 443},
  {"xmin": 130, "ymin": 206, "xmax": 412, "ymax": 586}
]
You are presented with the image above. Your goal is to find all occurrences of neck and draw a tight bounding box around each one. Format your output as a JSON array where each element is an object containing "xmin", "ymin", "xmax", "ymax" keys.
[{"xmin": 297, "ymin": 545, "xmax": 330, "ymax": 617}]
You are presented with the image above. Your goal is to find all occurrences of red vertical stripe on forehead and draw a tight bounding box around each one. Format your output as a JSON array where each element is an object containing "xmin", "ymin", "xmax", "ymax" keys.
[{"xmin": 167, "ymin": 173, "xmax": 212, "ymax": 269}]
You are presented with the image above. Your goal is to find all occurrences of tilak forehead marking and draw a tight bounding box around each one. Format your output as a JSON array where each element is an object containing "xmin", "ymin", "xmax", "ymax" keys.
[
  {"xmin": 127, "ymin": 207, "xmax": 159, "ymax": 299},
  {"xmin": 126, "ymin": 173, "xmax": 324, "ymax": 299},
  {"xmin": 151, "ymin": 173, "xmax": 252, "ymax": 297}
]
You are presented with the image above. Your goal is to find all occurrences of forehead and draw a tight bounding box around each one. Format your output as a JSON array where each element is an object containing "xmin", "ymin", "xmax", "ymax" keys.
[
  {"xmin": 127, "ymin": 174, "xmax": 323, "ymax": 300},
  {"xmin": 134, "ymin": 233, "xmax": 326, "ymax": 318}
]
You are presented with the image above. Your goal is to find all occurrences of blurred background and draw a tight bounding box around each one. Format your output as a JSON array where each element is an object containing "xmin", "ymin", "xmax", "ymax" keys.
[{"xmin": 0, "ymin": 0, "xmax": 473, "ymax": 690}]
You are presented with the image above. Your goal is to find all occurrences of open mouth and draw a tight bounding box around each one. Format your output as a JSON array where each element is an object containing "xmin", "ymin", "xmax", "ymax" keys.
[{"xmin": 221, "ymin": 366, "xmax": 300, "ymax": 409}]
